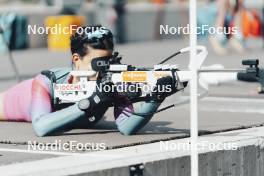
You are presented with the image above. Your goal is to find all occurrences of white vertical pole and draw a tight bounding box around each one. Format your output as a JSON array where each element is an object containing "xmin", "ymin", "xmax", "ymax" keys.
[{"xmin": 189, "ymin": 0, "xmax": 198, "ymax": 176}]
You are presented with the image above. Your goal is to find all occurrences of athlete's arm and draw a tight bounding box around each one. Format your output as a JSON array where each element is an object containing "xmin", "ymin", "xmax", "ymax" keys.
[
  {"xmin": 30, "ymin": 74, "xmax": 87, "ymax": 137},
  {"xmin": 114, "ymin": 76, "xmax": 179, "ymax": 135},
  {"xmin": 114, "ymin": 98, "xmax": 161, "ymax": 135}
]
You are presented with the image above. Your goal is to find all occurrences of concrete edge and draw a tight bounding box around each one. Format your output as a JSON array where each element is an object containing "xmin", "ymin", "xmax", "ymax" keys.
[{"xmin": 1, "ymin": 126, "xmax": 264, "ymax": 176}]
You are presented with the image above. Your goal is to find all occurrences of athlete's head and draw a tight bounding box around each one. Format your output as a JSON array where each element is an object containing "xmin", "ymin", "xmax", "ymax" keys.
[{"xmin": 70, "ymin": 25, "xmax": 114, "ymax": 71}]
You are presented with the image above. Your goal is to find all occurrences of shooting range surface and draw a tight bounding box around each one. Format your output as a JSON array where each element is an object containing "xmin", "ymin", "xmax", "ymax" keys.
[{"xmin": 0, "ymin": 39, "xmax": 263, "ymax": 166}]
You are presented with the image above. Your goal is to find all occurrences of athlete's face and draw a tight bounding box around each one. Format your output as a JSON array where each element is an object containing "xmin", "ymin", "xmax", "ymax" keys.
[
  {"xmin": 72, "ymin": 46, "xmax": 111, "ymax": 71},
  {"xmin": 72, "ymin": 46, "xmax": 112, "ymax": 82}
]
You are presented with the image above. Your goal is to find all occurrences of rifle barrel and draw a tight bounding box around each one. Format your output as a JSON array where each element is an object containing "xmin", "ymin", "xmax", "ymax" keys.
[{"xmin": 198, "ymin": 69, "xmax": 246, "ymax": 73}]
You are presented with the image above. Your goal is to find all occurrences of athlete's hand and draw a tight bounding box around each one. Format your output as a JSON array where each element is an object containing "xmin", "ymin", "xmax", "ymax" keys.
[
  {"xmin": 151, "ymin": 76, "xmax": 177, "ymax": 102},
  {"xmin": 78, "ymin": 81, "xmax": 116, "ymax": 112}
]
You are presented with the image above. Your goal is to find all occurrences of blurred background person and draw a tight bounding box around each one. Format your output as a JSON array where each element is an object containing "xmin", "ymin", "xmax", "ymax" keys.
[
  {"xmin": 209, "ymin": 0, "xmax": 245, "ymax": 55},
  {"xmin": 209, "ymin": 0, "xmax": 262, "ymax": 55}
]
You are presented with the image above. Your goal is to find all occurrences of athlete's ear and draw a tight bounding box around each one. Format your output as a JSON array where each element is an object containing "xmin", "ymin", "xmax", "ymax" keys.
[
  {"xmin": 72, "ymin": 53, "xmax": 81, "ymax": 62},
  {"xmin": 72, "ymin": 53, "xmax": 81, "ymax": 69}
]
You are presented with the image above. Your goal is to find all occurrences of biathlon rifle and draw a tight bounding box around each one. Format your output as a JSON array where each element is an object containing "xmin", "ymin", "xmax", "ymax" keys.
[
  {"xmin": 53, "ymin": 46, "xmax": 264, "ymax": 117},
  {"xmin": 53, "ymin": 46, "xmax": 207, "ymax": 112},
  {"xmin": 237, "ymin": 59, "xmax": 264, "ymax": 93}
]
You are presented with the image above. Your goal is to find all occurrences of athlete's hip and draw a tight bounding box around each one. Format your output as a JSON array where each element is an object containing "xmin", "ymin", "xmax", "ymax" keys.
[{"xmin": 3, "ymin": 79, "xmax": 34, "ymax": 122}]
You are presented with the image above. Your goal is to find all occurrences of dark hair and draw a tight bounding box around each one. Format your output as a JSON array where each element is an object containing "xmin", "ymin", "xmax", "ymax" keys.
[{"xmin": 70, "ymin": 25, "xmax": 114, "ymax": 57}]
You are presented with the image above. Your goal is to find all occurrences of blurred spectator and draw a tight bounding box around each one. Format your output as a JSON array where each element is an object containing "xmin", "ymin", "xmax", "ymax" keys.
[
  {"xmin": 95, "ymin": 0, "xmax": 117, "ymax": 40},
  {"xmin": 209, "ymin": 0, "xmax": 244, "ymax": 54},
  {"xmin": 209, "ymin": 0, "xmax": 262, "ymax": 54},
  {"xmin": 95, "ymin": 0, "xmax": 127, "ymax": 44},
  {"xmin": 113, "ymin": 0, "xmax": 126, "ymax": 43}
]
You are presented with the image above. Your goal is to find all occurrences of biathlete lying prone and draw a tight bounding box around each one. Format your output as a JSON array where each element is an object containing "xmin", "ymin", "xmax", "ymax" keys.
[{"xmin": 0, "ymin": 26, "xmax": 178, "ymax": 137}]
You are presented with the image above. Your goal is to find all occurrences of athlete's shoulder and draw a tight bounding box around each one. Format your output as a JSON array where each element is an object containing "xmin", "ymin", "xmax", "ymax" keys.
[
  {"xmin": 40, "ymin": 67, "xmax": 72, "ymax": 83},
  {"xmin": 48, "ymin": 67, "xmax": 72, "ymax": 77}
]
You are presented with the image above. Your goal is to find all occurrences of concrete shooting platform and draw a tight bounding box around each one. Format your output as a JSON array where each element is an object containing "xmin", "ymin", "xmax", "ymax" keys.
[{"xmin": 0, "ymin": 39, "xmax": 264, "ymax": 167}]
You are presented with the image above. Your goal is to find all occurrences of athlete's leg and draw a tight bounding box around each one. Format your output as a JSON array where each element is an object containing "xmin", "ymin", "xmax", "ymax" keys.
[
  {"xmin": 0, "ymin": 92, "xmax": 6, "ymax": 120},
  {"xmin": 216, "ymin": 0, "xmax": 229, "ymax": 28},
  {"xmin": 209, "ymin": 0, "xmax": 229, "ymax": 54}
]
